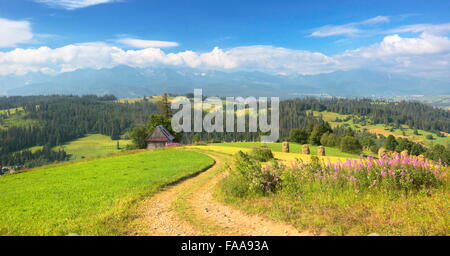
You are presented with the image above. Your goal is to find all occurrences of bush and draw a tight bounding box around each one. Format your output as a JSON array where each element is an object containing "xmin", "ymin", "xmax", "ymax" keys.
[
  {"xmin": 243, "ymin": 154, "xmax": 448, "ymax": 195},
  {"xmin": 308, "ymin": 123, "xmax": 333, "ymax": 146},
  {"xmin": 385, "ymin": 135, "xmax": 398, "ymax": 151},
  {"xmin": 191, "ymin": 134, "xmax": 201, "ymax": 143},
  {"xmin": 426, "ymin": 144, "xmax": 450, "ymax": 165},
  {"xmin": 288, "ymin": 129, "xmax": 309, "ymax": 144},
  {"xmin": 220, "ymin": 172, "xmax": 251, "ymax": 198},
  {"xmin": 229, "ymin": 151, "xmax": 281, "ymax": 196},
  {"xmin": 340, "ymin": 136, "xmax": 363, "ymax": 154},
  {"xmin": 249, "ymin": 146, "xmax": 274, "ymax": 162},
  {"xmin": 320, "ymin": 132, "xmax": 340, "ymax": 147},
  {"xmin": 370, "ymin": 145, "xmax": 380, "ymax": 154}
]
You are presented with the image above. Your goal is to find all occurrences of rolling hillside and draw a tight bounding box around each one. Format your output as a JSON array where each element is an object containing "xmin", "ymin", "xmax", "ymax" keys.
[
  {"xmin": 308, "ymin": 111, "xmax": 449, "ymax": 146},
  {"xmin": 0, "ymin": 149, "xmax": 214, "ymax": 236},
  {"xmin": 54, "ymin": 134, "xmax": 132, "ymax": 161}
]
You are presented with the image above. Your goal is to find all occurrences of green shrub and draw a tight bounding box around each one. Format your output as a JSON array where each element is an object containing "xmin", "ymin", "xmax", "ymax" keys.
[
  {"xmin": 220, "ymin": 172, "xmax": 251, "ymax": 198},
  {"xmin": 249, "ymin": 146, "xmax": 274, "ymax": 162},
  {"xmin": 320, "ymin": 132, "xmax": 340, "ymax": 147},
  {"xmin": 226, "ymin": 152, "xmax": 449, "ymax": 198},
  {"xmin": 288, "ymin": 129, "xmax": 309, "ymax": 144},
  {"xmin": 229, "ymin": 151, "xmax": 281, "ymax": 196},
  {"xmin": 339, "ymin": 136, "xmax": 363, "ymax": 154}
]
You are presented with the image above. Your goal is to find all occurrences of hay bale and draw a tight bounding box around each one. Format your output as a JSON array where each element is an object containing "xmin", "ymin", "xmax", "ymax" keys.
[
  {"xmin": 282, "ymin": 141, "xmax": 290, "ymax": 153},
  {"xmin": 378, "ymin": 147, "xmax": 387, "ymax": 159},
  {"xmin": 302, "ymin": 144, "xmax": 310, "ymax": 155},
  {"xmin": 401, "ymin": 150, "xmax": 409, "ymax": 158},
  {"xmin": 317, "ymin": 146, "xmax": 326, "ymax": 156}
]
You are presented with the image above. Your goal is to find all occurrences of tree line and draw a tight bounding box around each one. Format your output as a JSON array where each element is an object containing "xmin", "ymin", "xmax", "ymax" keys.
[
  {"xmin": 0, "ymin": 95, "xmax": 157, "ymax": 168},
  {"xmin": 1, "ymin": 95, "xmax": 449, "ymax": 167}
]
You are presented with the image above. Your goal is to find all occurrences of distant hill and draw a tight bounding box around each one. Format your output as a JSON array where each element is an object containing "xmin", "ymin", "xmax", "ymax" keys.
[{"xmin": 3, "ymin": 66, "xmax": 450, "ymax": 98}]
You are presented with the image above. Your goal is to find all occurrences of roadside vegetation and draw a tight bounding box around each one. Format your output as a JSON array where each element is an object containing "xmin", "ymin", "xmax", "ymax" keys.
[{"xmin": 218, "ymin": 147, "xmax": 449, "ymax": 235}]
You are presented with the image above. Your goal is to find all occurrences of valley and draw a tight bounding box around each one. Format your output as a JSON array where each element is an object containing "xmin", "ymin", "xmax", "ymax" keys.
[{"xmin": 0, "ymin": 94, "xmax": 448, "ymax": 236}]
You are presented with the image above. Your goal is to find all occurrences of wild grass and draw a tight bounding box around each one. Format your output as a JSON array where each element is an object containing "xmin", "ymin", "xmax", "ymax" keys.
[
  {"xmin": 217, "ymin": 150, "xmax": 450, "ymax": 236},
  {"xmin": 186, "ymin": 144, "xmax": 357, "ymax": 163},
  {"xmin": 0, "ymin": 149, "xmax": 214, "ymax": 236},
  {"xmin": 218, "ymin": 186, "xmax": 449, "ymax": 236},
  {"xmin": 55, "ymin": 134, "xmax": 133, "ymax": 161},
  {"xmin": 210, "ymin": 142, "xmax": 361, "ymax": 158}
]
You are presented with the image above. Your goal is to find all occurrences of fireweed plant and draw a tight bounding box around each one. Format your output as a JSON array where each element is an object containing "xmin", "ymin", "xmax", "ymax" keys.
[{"xmin": 226, "ymin": 150, "xmax": 449, "ymax": 197}]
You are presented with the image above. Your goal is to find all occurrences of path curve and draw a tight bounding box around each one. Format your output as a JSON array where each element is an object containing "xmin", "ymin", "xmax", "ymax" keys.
[{"xmin": 132, "ymin": 150, "xmax": 311, "ymax": 236}]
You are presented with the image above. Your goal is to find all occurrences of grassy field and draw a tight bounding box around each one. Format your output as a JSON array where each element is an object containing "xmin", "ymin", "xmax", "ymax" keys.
[
  {"xmin": 115, "ymin": 95, "xmax": 171, "ymax": 104},
  {"xmin": 217, "ymin": 147, "xmax": 450, "ymax": 236},
  {"xmin": 217, "ymin": 185, "xmax": 449, "ymax": 236},
  {"xmin": 55, "ymin": 134, "xmax": 133, "ymax": 161},
  {"xmin": 0, "ymin": 107, "xmax": 24, "ymax": 115},
  {"xmin": 0, "ymin": 110, "xmax": 39, "ymax": 130},
  {"xmin": 17, "ymin": 134, "xmax": 132, "ymax": 160},
  {"xmin": 0, "ymin": 149, "xmax": 214, "ymax": 236},
  {"xmin": 186, "ymin": 144, "xmax": 360, "ymax": 165},
  {"xmin": 208, "ymin": 142, "xmax": 361, "ymax": 158},
  {"xmin": 309, "ymin": 111, "xmax": 449, "ymax": 146}
]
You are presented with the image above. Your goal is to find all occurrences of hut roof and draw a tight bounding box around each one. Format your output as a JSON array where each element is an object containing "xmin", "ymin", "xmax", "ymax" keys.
[{"xmin": 146, "ymin": 125, "xmax": 175, "ymax": 142}]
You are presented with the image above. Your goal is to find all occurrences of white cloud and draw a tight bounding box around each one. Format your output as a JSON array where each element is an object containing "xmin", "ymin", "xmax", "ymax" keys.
[
  {"xmin": 0, "ymin": 43, "xmax": 337, "ymax": 76},
  {"xmin": 0, "ymin": 33, "xmax": 449, "ymax": 79},
  {"xmin": 386, "ymin": 23, "xmax": 450, "ymax": 36},
  {"xmin": 338, "ymin": 33, "xmax": 450, "ymax": 58},
  {"xmin": 310, "ymin": 26, "xmax": 362, "ymax": 37},
  {"xmin": 117, "ymin": 38, "xmax": 179, "ymax": 48},
  {"xmin": 225, "ymin": 46, "xmax": 338, "ymax": 74},
  {"xmin": 0, "ymin": 18, "xmax": 33, "ymax": 47},
  {"xmin": 359, "ymin": 16, "xmax": 390, "ymax": 25},
  {"xmin": 311, "ymin": 15, "xmax": 450, "ymax": 39},
  {"xmin": 335, "ymin": 33, "xmax": 450, "ymax": 77},
  {"xmin": 34, "ymin": 0, "xmax": 119, "ymax": 10},
  {"xmin": 310, "ymin": 16, "xmax": 390, "ymax": 37}
]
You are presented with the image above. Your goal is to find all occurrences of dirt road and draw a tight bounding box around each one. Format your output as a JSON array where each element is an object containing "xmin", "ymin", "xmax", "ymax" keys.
[{"xmin": 131, "ymin": 150, "xmax": 311, "ymax": 236}]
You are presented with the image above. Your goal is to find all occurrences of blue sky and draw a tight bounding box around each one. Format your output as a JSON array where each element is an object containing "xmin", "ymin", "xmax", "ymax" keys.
[{"xmin": 1, "ymin": 0, "xmax": 450, "ymax": 78}]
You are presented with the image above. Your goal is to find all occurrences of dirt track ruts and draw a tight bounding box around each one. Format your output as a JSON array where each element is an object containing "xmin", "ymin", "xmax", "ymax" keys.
[{"xmin": 132, "ymin": 150, "xmax": 311, "ymax": 236}]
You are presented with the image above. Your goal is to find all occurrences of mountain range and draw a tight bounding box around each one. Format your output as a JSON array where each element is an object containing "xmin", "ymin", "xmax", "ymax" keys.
[{"xmin": 1, "ymin": 66, "xmax": 449, "ymax": 98}]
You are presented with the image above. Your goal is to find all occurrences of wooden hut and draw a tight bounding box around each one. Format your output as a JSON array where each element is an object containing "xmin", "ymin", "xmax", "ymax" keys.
[{"xmin": 146, "ymin": 125, "xmax": 175, "ymax": 149}]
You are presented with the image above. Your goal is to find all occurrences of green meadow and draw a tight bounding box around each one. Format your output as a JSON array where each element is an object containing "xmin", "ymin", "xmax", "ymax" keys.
[
  {"xmin": 0, "ymin": 149, "xmax": 213, "ymax": 236},
  {"xmin": 55, "ymin": 134, "xmax": 133, "ymax": 161},
  {"xmin": 18, "ymin": 134, "xmax": 132, "ymax": 160},
  {"xmin": 214, "ymin": 142, "xmax": 361, "ymax": 159},
  {"xmin": 0, "ymin": 109, "xmax": 39, "ymax": 130},
  {"xmin": 0, "ymin": 107, "xmax": 24, "ymax": 115}
]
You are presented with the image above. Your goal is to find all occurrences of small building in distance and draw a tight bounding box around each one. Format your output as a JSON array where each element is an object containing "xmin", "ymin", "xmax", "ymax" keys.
[{"xmin": 146, "ymin": 125, "xmax": 175, "ymax": 150}]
